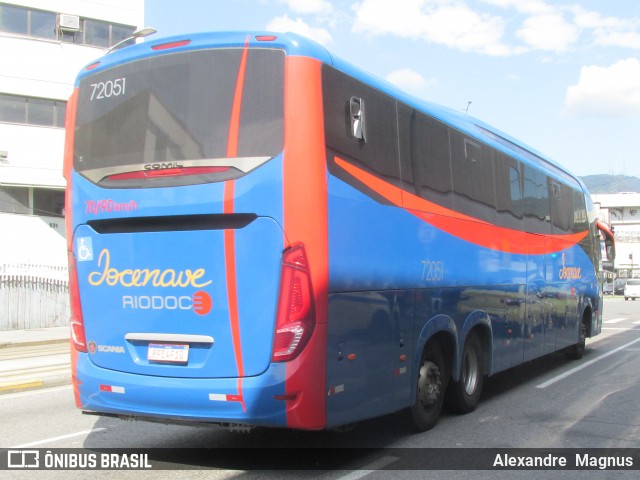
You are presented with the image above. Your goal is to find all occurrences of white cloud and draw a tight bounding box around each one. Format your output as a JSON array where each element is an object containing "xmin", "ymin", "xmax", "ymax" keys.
[
  {"xmin": 385, "ymin": 68, "xmax": 437, "ymax": 95},
  {"xmin": 285, "ymin": 0, "xmax": 333, "ymax": 15},
  {"xmin": 352, "ymin": 0, "xmax": 511, "ymax": 56},
  {"xmin": 352, "ymin": 0, "xmax": 426, "ymax": 38},
  {"xmin": 265, "ymin": 15, "xmax": 332, "ymax": 45},
  {"xmin": 516, "ymin": 12, "xmax": 579, "ymax": 52},
  {"xmin": 594, "ymin": 31, "xmax": 640, "ymax": 50},
  {"xmin": 350, "ymin": 0, "xmax": 640, "ymax": 56},
  {"xmin": 570, "ymin": 5, "xmax": 640, "ymax": 50},
  {"xmin": 481, "ymin": 0, "xmax": 553, "ymax": 15},
  {"xmin": 564, "ymin": 58, "xmax": 640, "ymax": 117}
]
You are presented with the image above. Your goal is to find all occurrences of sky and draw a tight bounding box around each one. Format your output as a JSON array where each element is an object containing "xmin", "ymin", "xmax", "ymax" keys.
[{"xmin": 145, "ymin": 0, "xmax": 640, "ymax": 178}]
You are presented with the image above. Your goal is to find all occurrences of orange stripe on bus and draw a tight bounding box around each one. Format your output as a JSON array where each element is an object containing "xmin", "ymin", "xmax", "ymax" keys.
[
  {"xmin": 222, "ymin": 36, "xmax": 251, "ymax": 411},
  {"xmin": 226, "ymin": 35, "xmax": 250, "ymax": 158},
  {"xmin": 282, "ymin": 56, "xmax": 328, "ymax": 429},
  {"xmin": 223, "ymin": 180, "xmax": 245, "ymax": 410},
  {"xmin": 334, "ymin": 155, "xmax": 588, "ymax": 255}
]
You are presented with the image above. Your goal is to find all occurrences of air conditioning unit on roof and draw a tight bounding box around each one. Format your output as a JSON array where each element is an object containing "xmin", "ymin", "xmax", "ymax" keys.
[{"xmin": 57, "ymin": 14, "xmax": 81, "ymax": 32}]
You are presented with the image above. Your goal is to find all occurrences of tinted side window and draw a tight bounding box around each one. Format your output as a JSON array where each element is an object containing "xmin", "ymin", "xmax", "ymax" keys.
[
  {"xmin": 572, "ymin": 190, "xmax": 588, "ymax": 234},
  {"xmin": 323, "ymin": 66, "xmax": 400, "ymax": 185},
  {"xmin": 495, "ymin": 152, "xmax": 523, "ymax": 229},
  {"xmin": 397, "ymin": 104, "xmax": 452, "ymax": 209},
  {"xmin": 550, "ymin": 180, "xmax": 574, "ymax": 233},
  {"xmin": 523, "ymin": 164, "xmax": 550, "ymax": 233},
  {"xmin": 450, "ymin": 129, "xmax": 496, "ymax": 223}
]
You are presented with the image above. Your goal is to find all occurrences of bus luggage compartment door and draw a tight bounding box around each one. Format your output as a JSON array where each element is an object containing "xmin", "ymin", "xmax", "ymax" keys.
[{"xmin": 72, "ymin": 216, "xmax": 283, "ymax": 379}]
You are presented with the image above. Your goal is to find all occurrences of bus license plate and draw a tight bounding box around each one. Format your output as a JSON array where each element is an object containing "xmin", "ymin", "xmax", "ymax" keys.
[{"xmin": 148, "ymin": 343, "xmax": 189, "ymax": 364}]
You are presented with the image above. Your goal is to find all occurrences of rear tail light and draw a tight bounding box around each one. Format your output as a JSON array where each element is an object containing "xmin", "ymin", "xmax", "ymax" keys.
[
  {"xmin": 105, "ymin": 166, "xmax": 229, "ymax": 181},
  {"xmin": 272, "ymin": 244, "xmax": 315, "ymax": 362},
  {"xmin": 68, "ymin": 251, "xmax": 87, "ymax": 352}
]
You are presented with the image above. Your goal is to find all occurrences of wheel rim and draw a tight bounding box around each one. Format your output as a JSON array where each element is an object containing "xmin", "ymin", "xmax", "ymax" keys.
[
  {"xmin": 417, "ymin": 360, "xmax": 441, "ymax": 408},
  {"xmin": 462, "ymin": 346, "xmax": 479, "ymax": 396}
]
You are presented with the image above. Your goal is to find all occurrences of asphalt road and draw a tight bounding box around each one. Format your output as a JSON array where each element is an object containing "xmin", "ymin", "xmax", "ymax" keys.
[{"xmin": 2, "ymin": 297, "xmax": 639, "ymax": 479}]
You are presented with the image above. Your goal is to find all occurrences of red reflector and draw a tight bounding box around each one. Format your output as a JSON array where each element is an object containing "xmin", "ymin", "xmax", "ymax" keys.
[
  {"xmin": 256, "ymin": 35, "xmax": 277, "ymax": 41},
  {"xmin": 99, "ymin": 384, "xmax": 125, "ymax": 393},
  {"xmin": 151, "ymin": 39, "xmax": 191, "ymax": 50},
  {"xmin": 85, "ymin": 61, "xmax": 100, "ymax": 71},
  {"xmin": 106, "ymin": 166, "xmax": 229, "ymax": 181}
]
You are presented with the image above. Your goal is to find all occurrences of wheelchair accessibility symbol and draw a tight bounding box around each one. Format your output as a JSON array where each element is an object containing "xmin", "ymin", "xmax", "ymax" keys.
[{"xmin": 77, "ymin": 237, "xmax": 94, "ymax": 262}]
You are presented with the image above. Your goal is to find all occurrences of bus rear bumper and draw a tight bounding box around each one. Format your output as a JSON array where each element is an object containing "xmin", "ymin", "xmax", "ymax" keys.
[{"xmin": 75, "ymin": 354, "xmax": 291, "ymax": 428}]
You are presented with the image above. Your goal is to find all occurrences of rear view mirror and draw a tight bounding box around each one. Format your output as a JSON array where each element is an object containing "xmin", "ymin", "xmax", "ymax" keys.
[
  {"xmin": 349, "ymin": 96, "xmax": 366, "ymax": 142},
  {"xmin": 598, "ymin": 222, "xmax": 615, "ymax": 261}
]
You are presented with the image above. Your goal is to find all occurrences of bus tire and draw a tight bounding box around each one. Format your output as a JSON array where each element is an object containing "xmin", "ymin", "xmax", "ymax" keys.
[
  {"xmin": 446, "ymin": 331, "xmax": 483, "ymax": 414},
  {"xmin": 406, "ymin": 341, "xmax": 447, "ymax": 432},
  {"xmin": 565, "ymin": 318, "xmax": 586, "ymax": 360}
]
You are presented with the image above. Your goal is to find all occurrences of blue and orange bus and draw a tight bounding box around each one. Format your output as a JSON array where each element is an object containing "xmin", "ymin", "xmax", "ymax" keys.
[{"xmin": 64, "ymin": 31, "xmax": 615, "ymax": 432}]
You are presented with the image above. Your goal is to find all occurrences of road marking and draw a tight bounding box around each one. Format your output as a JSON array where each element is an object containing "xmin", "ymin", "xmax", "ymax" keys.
[
  {"xmin": 10, "ymin": 428, "xmax": 106, "ymax": 448},
  {"xmin": 536, "ymin": 336, "xmax": 640, "ymax": 389},
  {"xmin": 634, "ymin": 320, "xmax": 640, "ymax": 325},
  {"xmin": 604, "ymin": 318, "xmax": 627, "ymax": 324},
  {"xmin": 335, "ymin": 456, "xmax": 398, "ymax": 480}
]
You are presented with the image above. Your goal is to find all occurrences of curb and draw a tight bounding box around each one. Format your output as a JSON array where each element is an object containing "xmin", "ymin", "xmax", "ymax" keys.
[
  {"xmin": 0, "ymin": 339, "xmax": 72, "ymax": 395},
  {"xmin": 0, "ymin": 337, "xmax": 69, "ymax": 350},
  {"xmin": 0, "ymin": 371, "xmax": 71, "ymax": 395}
]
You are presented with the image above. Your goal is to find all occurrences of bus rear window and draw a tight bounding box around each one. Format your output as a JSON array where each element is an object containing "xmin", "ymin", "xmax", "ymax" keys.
[{"xmin": 74, "ymin": 48, "xmax": 284, "ymax": 187}]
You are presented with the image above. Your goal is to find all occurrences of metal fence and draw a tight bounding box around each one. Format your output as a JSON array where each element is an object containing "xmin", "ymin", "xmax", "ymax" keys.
[{"xmin": 0, "ymin": 263, "xmax": 69, "ymax": 331}]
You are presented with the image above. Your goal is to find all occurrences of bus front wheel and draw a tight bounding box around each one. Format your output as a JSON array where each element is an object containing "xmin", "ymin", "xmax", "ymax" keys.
[
  {"xmin": 406, "ymin": 341, "xmax": 447, "ymax": 432},
  {"xmin": 446, "ymin": 331, "xmax": 484, "ymax": 414}
]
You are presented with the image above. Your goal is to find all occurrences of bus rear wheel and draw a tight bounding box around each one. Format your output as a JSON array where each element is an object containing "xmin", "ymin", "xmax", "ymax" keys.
[
  {"xmin": 446, "ymin": 331, "xmax": 484, "ymax": 414},
  {"xmin": 565, "ymin": 318, "xmax": 586, "ymax": 360},
  {"xmin": 406, "ymin": 341, "xmax": 447, "ymax": 432}
]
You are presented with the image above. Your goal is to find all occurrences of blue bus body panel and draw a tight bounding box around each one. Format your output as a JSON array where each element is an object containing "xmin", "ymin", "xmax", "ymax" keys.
[
  {"xmin": 324, "ymin": 173, "xmax": 598, "ymax": 427},
  {"xmin": 77, "ymin": 356, "xmax": 288, "ymax": 426},
  {"xmin": 71, "ymin": 152, "xmax": 289, "ymax": 423}
]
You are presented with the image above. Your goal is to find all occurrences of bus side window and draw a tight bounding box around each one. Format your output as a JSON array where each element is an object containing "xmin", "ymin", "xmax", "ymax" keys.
[
  {"xmin": 494, "ymin": 152, "xmax": 523, "ymax": 230},
  {"xmin": 450, "ymin": 129, "xmax": 496, "ymax": 224},
  {"xmin": 523, "ymin": 164, "xmax": 551, "ymax": 234},
  {"xmin": 322, "ymin": 65, "xmax": 400, "ymax": 186},
  {"xmin": 549, "ymin": 180, "xmax": 574, "ymax": 233},
  {"xmin": 397, "ymin": 104, "xmax": 453, "ymax": 211}
]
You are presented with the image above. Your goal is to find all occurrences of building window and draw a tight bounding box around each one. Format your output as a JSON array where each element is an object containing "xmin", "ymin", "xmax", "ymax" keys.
[
  {"xmin": 0, "ymin": 3, "xmax": 135, "ymax": 48},
  {"xmin": 0, "ymin": 185, "xmax": 30, "ymax": 214},
  {"xmin": 30, "ymin": 9, "xmax": 57, "ymax": 39},
  {"xmin": 0, "ymin": 3, "xmax": 29, "ymax": 35},
  {"xmin": 84, "ymin": 19, "xmax": 110, "ymax": 48},
  {"xmin": 0, "ymin": 186, "xmax": 64, "ymax": 217},
  {"xmin": 0, "ymin": 93, "xmax": 66, "ymax": 128},
  {"xmin": 0, "ymin": 3, "xmax": 56, "ymax": 39},
  {"xmin": 33, "ymin": 188, "xmax": 65, "ymax": 217}
]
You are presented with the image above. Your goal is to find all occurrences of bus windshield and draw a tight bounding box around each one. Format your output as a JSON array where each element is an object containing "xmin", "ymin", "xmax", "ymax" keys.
[{"xmin": 74, "ymin": 48, "xmax": 284, "ymax": 187}]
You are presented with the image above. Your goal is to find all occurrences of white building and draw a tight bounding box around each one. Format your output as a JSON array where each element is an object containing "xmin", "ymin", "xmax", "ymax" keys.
[
  {"xmin": 0, "ymin": 0, "xmax": 144, "ymax": 267},
  {"xmin": 0, "ymin": 1, "xmax": 144, "ymax": 329},
  {"xmin": 592, "ymin": 192, "xmax": 640, "ymax": 279}
]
